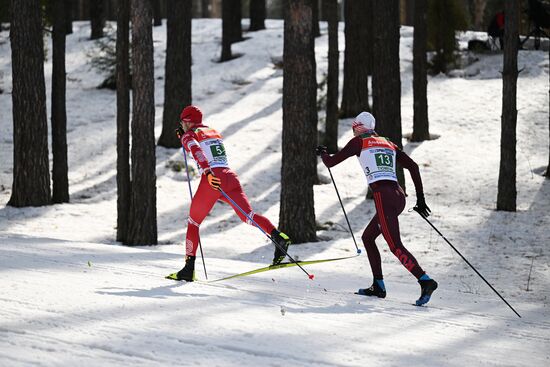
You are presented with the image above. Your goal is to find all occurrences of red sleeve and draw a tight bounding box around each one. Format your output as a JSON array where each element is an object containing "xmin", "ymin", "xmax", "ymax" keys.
[
  {"xmin": 321, "ymin": 136, "xmax": 362, "ymax": 167},
  {"xmin": 181, "ymin": 130, "xmax": 211, "ymax": 172},
  {"xmin": 396, "ymin": 149, "xmax": 424, "ymax": 194}
]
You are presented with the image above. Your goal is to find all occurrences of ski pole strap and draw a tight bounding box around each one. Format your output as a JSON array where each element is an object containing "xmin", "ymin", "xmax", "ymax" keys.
[
  {"xmin": 217, "ymin": 188, "xmax": 315, "ymax": 280},
  {"xmin": 418, "ymin": 213, "xmax": 521, "ymax": 318}
]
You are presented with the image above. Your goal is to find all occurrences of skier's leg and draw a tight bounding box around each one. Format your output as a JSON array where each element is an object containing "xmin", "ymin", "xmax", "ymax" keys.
[
  {"xmin": 361, "ymin": 215, "xmax": 383, "ymax": 279},
  {"xmin": 372, "ymin": 189, "xmax": 425, "ymax": 279},
  {"xmin": 185, "ymin": 176, "xmax": 220, "ymax": 257}
]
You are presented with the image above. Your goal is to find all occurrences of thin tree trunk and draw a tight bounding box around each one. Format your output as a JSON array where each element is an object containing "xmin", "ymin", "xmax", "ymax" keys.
[
  {"xmin": 473, "ymin": 0, "xmax": 486, "ymax": 31},
  {"xmin": 312, "ymin": 0, "xmax": 320, "ymax": 37},
  {"xmin": 52, "ymin": 0, "xmax": 69, "ymax": 203},
  {"xmin": 411, "ymin": 0, "xmax": 430, "ymax": 142},
  {"xmin": 322, "ymin": 0, "xmax": 339, "ymax": 153},
  {"xmin": 497, "ymin": 0, "xmax": 519, "ymax": 211},
  {"xmin": 340, "ymin": 0, "xmax": 371, "ymax": 118},
  {"xmin": 152, "ymin": 0, "xmax": 162, "ymax": 26},
  {"xmin": 280, "ymin": 0, "xmax": 317, "ymax": 243},
  {"xmin": 546, "ymin": 45, "xmax": 550, "ymax": 178},
  {"xmin": 158, "ymin": 0, "xmax": 192, "ymax": 148},
  {"xmin": 372, "ymin": 0, "xmax": 405, "ymax": 188},
  {"xmin": 201, "ymin": 0, "xmax": 210, "ymax": 17},
  {"xmin": 116, "ymin": 0, "xmax": 131, "ymax": 242},
  {"xmin": 127, "ymin": 0, "xmax": 158, "ymax": 245},
  {"xmin": 249, "ymin": 0, "xmax": 266, "ymax": 31},
  {"xmin": 65, "ymin": 0, "xmax": 73, "ymax": 34},
  {"xmin": 8, "ymin": 0, "xmax": 51, "ymax": 207},
  {"xmin": 90, "ymin": 0, "xmax": 105, "ymax": 39},
  {"xmin": 220, "ymin": 0, "xmax": 233, "ymax": 61}
]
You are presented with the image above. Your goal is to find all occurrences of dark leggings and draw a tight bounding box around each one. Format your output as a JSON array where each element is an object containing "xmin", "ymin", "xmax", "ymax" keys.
[{"xmin": 361, "ymin": 182, "xmax": 425, "ymax": 280}]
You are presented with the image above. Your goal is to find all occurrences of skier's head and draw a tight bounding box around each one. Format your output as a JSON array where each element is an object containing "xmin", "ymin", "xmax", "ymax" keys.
[
  {"xmin": 180, "ymin": 105, "xmax": 203, "ymax": 130},
  {"xmin": 352, "ymin": 112, "xmax": 376, "ymax": 136}
]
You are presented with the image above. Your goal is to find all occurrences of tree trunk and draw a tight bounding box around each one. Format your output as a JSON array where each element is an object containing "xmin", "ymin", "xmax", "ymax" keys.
[
  {"xmin": 152, "ymin": 0, "xmax": 162, "ymax": 25},
  {"xmin": 116, "ymin": 0, "xmax": 131, "ymax": 242},
  {"xmin": 249, "ymin": 0, "xmax": 266, "ymax": 31},
  {"xmin": 473, "ymin": 0, "xmax": 486, "ymax": 31},
  {"xmin": 52, "ymin": 0, "xmax": 69, "ymax": 203},
  {"xmin": 127, "ymin": 0, "xmax": 158, "ymax": 245},
  {"xmin": 280, "ymin": 0, "xmax": 317, "ymax": 243},
  {"xmin": 312, "ymin": 0, "xmax": 320, "ymax": 37},
  {"xmin": 201, "ymin": 0, "xmax": 210, "ymax": 17},
  {"xmin": 8, "ymin": 0, "xmax": 51, "ymax": 207},
  {"xmin": 411, "ymin": 0, "xmax": 430, "ymax": 142},
  {"xmin": 497, "ymin": 0, "xmax": 519, "ymax": 211},
  {"xmin": 65, "ymin": 0, "xmax": 73, "ymax": 34},
  {"xmin": 226, "ymin": 0, "xmax": 242, "ymax": 43},
  {"xmin": 220, "ymin": 0, "xmax": 233, "ymax": 61},
  {"xmin": 372, "ymin": 0, "xmax": 405, "ymax": 188},
  {"xmin": 90, "ymin": 0, "xmax": 105, "ymax": 39},
  {"xmin": 340, "ymin": 0, "xmax": 371, "ymax": 118},
  {"xmin": 546, "ymin": 45, "xmax": 550, "ymax": 178},
  {"xmin": 158, "ymin": 0, "xmax": 192, "ymax": 148},
  {"xmin": 322, "ymin": 0, "xmax": 339, "ymax": 153}
]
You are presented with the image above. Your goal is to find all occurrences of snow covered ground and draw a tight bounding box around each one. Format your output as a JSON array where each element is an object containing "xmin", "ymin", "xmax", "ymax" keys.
[{"xmin": 1, "ymin": 19, "xmax": 549, "ymax": 366}]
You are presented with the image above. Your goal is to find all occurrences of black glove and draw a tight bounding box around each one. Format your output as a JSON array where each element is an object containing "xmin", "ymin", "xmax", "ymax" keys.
[
  {"xmin": 413, "ymin": 193, "xmax": 431, "ymax": 218},
  {"xmin": 175, "ymin": 126, "xmax": 184, "ymax": 139},
  {"xmin": 315, "ymin": 145, "xmax": 328, "ymax": 156}
]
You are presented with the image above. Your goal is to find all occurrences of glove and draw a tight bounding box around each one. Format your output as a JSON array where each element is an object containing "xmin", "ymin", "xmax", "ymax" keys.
[
  {"xmin": 413, "ymin": 193, "xmax": 431, "ymax": 218},
  {"xmin": 206, "ymin": 171, "xmax": 221, "ymax": 190},
  {"xmin": 315, "ymin": 145, "xmax": 328, "ymax": 156},
  {"xmin": 175, "ymin": 126, "xmax": 185, "ymax": 139}
]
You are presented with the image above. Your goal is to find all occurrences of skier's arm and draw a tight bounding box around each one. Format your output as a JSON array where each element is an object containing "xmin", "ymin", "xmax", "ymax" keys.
[
  {"xmin": 396, "ymin": 149, "xmax": 424, "ymax": 194},
  {"xmin": 181, "ymin": 131, "xmax": 211, "ymax": 172},
  {"xmin": 397, "ymin": 149, "xmax": 431, "ymax": 217},
  {"xmin": 321, "ymin": 136, "xmax": 362, "ymax": 167}
]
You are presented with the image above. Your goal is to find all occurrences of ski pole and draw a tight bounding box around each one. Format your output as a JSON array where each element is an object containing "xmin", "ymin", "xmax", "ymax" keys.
[
  {"xmin": 327, "ymin": 167, "xmax": 361, "ymax": 254},
  {"xmin": 183, "ymin": 148, "xmax": 208, "ymax": 279},
  {"xmin": 218, "ymin": 188, "xmax": 315, "ymax": 280},
  {"xmin": 414, "ymin": 210, "xmax": 521, "ymax": 318}
]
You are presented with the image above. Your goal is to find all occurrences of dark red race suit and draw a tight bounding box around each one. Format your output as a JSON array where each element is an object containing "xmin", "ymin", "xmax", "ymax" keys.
[{"xmin": 321, "ymin": 133, "xmax": 427, "ymax": 280}]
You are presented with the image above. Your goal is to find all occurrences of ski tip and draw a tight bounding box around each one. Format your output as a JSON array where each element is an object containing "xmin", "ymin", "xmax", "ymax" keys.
[
  {"xmin": 357, "ymin": 249, "xmax": 362, "ymax": 254},
  {"xmin": 308, "ymin": 274, "xmax": 315, "ymax": 280}
]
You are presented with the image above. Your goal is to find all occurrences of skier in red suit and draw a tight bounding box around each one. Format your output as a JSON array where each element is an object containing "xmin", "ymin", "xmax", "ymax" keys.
[
  {"xmin": 317, "ymin": 112, "xmax": 437, "ymax": 306},
  {"xmin": 171, "ymin": 105, "xmax": 291, "ymax": 281}
]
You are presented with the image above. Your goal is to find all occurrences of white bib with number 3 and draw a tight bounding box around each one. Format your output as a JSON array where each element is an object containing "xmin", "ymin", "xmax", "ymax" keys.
[{"xmin": 357, "ymin": 136, "xmax": 398, "ymax": 184}]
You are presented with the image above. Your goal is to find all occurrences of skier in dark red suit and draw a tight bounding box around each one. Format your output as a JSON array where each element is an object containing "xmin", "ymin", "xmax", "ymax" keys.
[
  {"xmin": 317, "ymin": 112, "xmax": 437, "ymax": 306},
  {"xmin": 170, "ymin": 105, "xmax": 291, "ymax": 281}
]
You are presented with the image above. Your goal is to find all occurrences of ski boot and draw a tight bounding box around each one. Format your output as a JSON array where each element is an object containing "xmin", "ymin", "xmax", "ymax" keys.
[
  {"xmin": 355, "ymin": 279, "xmax": 386, "ymax": 298},
  {"xmin": 271, "ymin": 229, "xmax": 291, "ymax": 265},
  {"xmin": 166, "ymin": 255, "xmax": 196, "ymax": 282},
  {"xmin": 415, "ymin": 276, "xmax": 438, "ymax": 306}
]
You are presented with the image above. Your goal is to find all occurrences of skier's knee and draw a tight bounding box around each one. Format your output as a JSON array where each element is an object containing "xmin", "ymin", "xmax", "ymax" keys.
[{"xmin": 188, "ymin": 216, "xmax": 201, "ymax": 227}]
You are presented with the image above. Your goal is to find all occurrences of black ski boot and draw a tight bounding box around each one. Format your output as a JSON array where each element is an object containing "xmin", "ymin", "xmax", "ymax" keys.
[
  {"xmin": 355, "ymin": 279, "xmax": 387, "ymax": 298},
  {"xmin": 416, "ymin": 278, "xmax": 438, "ymax": 306},
  {"xmin": 271, "ymin": 229, "xmax": 291, "ymax": 265},
  {"xmin": 167, "ymin": 255, "xmax": 196, "ymax": 282}
]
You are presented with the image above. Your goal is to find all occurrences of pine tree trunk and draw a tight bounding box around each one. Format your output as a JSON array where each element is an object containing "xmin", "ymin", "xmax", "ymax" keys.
[
  {"xmin": 201, "ymin": 0, "xmax": 210, "ymax": 17},
  {"xmin": 116, "ymin": 0, "xmax": 131, "ymax": 242},
  {"xmin": 249, "ymin": 0, "xmax": 266, "ymax": 31},
  {"xmin": 411, "ymin": 0, "xmax": 430, "ymax": 142},
  {"xmin": 52, "ymin": 0, "xmax": 69, "ymax": 203},
  {"xmin": 152, "ymin": 0, "xmax": 162, "ymax": 26},
  {"xmin": 312, "ymin": 0, "xmax": 320, "ymax": 37},
  {"xmin": 322, "ymin": 0, "xmax": 339, "ymax": 153},
  {"xmin": 280, "ymin": 0, "xmax": 317, "ymax": 243},
  {"xmin": 473, "ymin": 0, "xmax": 486, "ymax": 31},
  {"xmin": 547, "ymin": 45, "xmax": 550, "ymax": 178},
  {"xmin": 497, "ymin": 0, "xmax": 518, "ymax": 211},
  {"xmin": 226, "ymin": 0, "xmax": 242, "ymax": 43},
  {"xmin": 158, "ymin": 0, "xmax": 192, "ymax": 148},
  {"xmin": 340, "ymin": 0, "xmax": 371, "ymax": 118},
  {"xmin": 65, "ymin": 0, "xmax": 73, "ymax": 34},
  {"xmin": 372, "ymin": 0, "xmax": 405, "ymax": 188},
  {"xmin": 90, "ymin": 0, "xmax": 105, "ymax": 39},
  {"xmin": 220, "ymin": 0, "xmax": 233, "ymax": 61},
  {"xmin": 127, "ymin": 0, "xmax": 158, "ymax": 245},
  {"xmin": 8, "ymin": 0, "xmax": 51, "ymax": 207}
]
